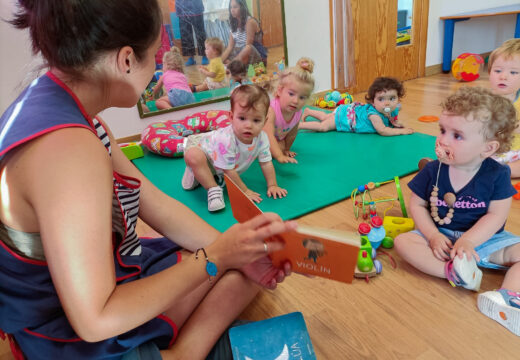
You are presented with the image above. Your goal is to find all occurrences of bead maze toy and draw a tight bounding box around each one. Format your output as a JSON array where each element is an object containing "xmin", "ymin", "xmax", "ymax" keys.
[
  {"xmin": 350, "ymin": 176, "xmax": 408, "ymax": 220},
  {"xmin": 354, "ymin": 216, "xmax": 397, "ymax": 281}
]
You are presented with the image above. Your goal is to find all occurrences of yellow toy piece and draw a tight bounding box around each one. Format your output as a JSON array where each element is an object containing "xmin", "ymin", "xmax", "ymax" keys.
[
  {"xmin": 451, "ymin": 53, "xmax": 484, "ymax": 82},
  {"xmin": 383, "ymin": 216, "xmax": 415, "ymax": 239}
]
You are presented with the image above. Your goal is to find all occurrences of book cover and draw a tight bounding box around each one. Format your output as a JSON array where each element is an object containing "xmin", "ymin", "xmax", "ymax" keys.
[
  {"xmin": 229, "ymin": 312, "xmax": 317, "ymax": 360},
  {"xmin": 224, "ymin": 175, "xmax": 360, "ymax": 284}
]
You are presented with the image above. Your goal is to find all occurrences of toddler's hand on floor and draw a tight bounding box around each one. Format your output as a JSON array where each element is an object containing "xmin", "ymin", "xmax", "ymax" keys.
[
  {"xmin": 399, "ymin": 127, "xmax": 414, "ymax": 135},
  {"xmin": 429, "ymin": 232, "xmax": 452, "ymax": 261},
  {"xmin": 276, "ymin": 155, "xmax": 298, "ymax": 164},
  {"xmin": 267, "ymin": 185, "xmax": 288, "ymax": 199},
  {"xmin": 450, "ymin": 237, "xmax": 480, "ymax": 262},
  {"xmin": 245, "ymin": 188, "xmax": 262, "ymax": 203},
  {"xmin": 283, "ymin": 150, "xmax": 297, "ymax": 158}
]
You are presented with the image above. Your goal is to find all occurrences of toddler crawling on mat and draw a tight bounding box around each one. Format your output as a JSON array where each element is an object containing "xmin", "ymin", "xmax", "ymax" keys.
[
  {"xmin": 182, "ymin": 84, "xmax": 287, "ymax": 212},
  {"xmin": 300, "ymin": 77, "xmax": 414, "ymax": 136}
]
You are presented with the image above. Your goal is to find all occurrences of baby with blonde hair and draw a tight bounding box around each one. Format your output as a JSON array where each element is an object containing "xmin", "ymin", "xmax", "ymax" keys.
[
  {"xmin": 194, "ymin": 37, "xmax": 228, "ymax": 92},
  {"xmin": 263, "ymin": 57, "xmax": 315, "ymax": 164},
  {"xmin": 488, "ymin": 38, "xmax": 520, "ymax": 177},
  {"xmin": 153, "ymin": 46, "xmax": 195, "ymax": 109}
]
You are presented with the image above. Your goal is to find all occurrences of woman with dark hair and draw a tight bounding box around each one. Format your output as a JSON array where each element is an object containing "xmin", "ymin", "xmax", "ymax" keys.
[
  {"xmin": 222, "ymin": 0, "xmax": 268, "ymax": 65},
  {"xmin": 0, "ymin": 1, "xmax": 295, "ymax": 358}
]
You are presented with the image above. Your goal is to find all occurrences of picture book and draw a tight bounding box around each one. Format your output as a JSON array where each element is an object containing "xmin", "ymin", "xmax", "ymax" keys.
[
  {"xmin": 224, "ymin": 175, "xmax": 360, "ymax": 284},
  {"xmin": 229, "ymin": 312, "xmax": 316, "ymax": 360}
]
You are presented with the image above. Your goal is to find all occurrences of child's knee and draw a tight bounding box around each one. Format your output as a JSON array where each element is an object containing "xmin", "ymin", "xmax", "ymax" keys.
[
  {"xmin": 504, "ymin": 243, "xmax": 520, "ymax": 264},
  {"xmin": 184, "ymin": 147, "xmax": 205, "ymax": 167}
]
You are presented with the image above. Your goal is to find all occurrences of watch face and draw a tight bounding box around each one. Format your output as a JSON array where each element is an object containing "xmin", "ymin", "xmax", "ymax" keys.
[{"xmin": 206, "ymin": 262, "xmax": 218, "ymax": 277}]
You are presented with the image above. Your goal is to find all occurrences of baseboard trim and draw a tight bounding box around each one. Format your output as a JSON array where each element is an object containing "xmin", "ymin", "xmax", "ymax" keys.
[
  {"xmin": 425, "ymin": 51, "xmax": 491, "ymax": 77},
  {"xmin": 117, "ymin": 134, "xmax": 141, "ymax": 144}
]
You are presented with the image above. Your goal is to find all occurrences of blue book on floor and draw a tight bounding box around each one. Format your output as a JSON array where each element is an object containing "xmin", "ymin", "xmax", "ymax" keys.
[{"xmin": 229, "ymin": 312, "xmax": 316, "ymax": 360}]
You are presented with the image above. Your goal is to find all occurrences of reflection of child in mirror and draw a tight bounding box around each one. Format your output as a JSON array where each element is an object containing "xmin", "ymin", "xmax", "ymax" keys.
[
  {"xmin": 263, "ymin": 57, "xmax": 315, "ymax": 164},
  {"xmin": 182, "ymin": 85, "xmax": 287, "ymax": 212},
  {"xmin": 193, "ymin": 37, "xmax": 228, "ymax": 92},
  {"xmin": 153, "ymin": 47, "xmax": 195, "ymax": 110},
  {"xmin": 300, "ymin": 77, "xmax": 414, "ymax": 136},
  {"xmin": 488, "ymin": 38, "xmax": 520, "ymax": 178},
  {"xmin": 227, "ymin": 60, "xmax": 251, "ymax": 90}
]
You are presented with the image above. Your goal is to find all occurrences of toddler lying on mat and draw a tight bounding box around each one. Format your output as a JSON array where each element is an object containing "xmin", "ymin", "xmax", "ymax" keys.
[{"xmin": 300, "ymin": 77, "xmax": 414, "ymax": 136}]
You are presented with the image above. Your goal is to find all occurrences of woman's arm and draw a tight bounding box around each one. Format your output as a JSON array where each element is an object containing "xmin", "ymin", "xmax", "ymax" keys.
[
  {"xmin": 221, "ymin": 33, "xmax": 235, "ymax": 62},
  {"xmin": 23, "ymin": 127, "xmax": 295, "ymax": 342},
  {"xmin": 368, "ymin": 114, "xmax": 414, "ymax": 136},
  {"xmin": 245, "ymin": 18, "xmax": 260, "ymax": 46}
]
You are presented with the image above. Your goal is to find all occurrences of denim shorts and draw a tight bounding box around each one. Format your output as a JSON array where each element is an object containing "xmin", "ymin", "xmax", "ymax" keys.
[
  {"xmin": 410, "ymin": 227, "xmax": 520, "ymax": 270},
  {"xmin": 167, "ymin": 88, "xmax": 195, "ymax": 107}
]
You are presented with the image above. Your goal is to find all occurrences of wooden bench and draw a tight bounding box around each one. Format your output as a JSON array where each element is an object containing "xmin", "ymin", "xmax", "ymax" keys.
[{"xmin": 440, "ymin": 5, "xmax": 520, "ymax": 72}]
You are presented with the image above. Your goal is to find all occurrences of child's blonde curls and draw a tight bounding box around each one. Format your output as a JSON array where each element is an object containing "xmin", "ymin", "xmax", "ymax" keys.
[
  {"xmin": 441, "ymin": 86, "xmax": 518, "ymax": 153},
  {"xmin": 275, "ymin": 57, "xmax": 315, "ymax": 93},
  {"xmin": 162, "ymin": 46, "xmax": 184, "ymax": 73}
]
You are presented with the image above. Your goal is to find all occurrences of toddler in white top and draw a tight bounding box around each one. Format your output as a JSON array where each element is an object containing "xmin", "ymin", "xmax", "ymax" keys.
[{"xmin": 182, "ymin": 85, "xmax": 287, "ymax": 211}]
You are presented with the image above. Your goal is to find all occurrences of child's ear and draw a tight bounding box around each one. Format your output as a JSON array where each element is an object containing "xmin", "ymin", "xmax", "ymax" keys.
[{"xmin": 482, "ymin": 140, "xmax": 500, "ymax": 158}]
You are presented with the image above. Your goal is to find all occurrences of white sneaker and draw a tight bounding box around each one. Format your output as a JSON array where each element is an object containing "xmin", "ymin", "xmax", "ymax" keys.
[
  {"xmin": 207, "ymin": 186, "xmax": 225, "ymax": 212},
  {"xmin": 182, "ymin": 166, "xmax": 199, "ymax": 190},
  {"xmin": 452, "ymin": 255, "xmax": 482, "ymax": 292},
  {"xmin": 478, "ymin": 289, "xmax": 520, "ymax": 336}
]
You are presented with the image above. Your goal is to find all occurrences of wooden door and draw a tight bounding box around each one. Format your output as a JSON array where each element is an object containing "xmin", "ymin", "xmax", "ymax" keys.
[
  {"xmin": 253, "ymin": 0, "xmax": 284, "ymax": 48},
  {"xmin": 332, "ymin": 0, "xmax": 429, "ymax": 93}
]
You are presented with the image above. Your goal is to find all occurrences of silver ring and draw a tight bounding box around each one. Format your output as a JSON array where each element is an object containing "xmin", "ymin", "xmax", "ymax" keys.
[{"xmin": 263, "ymin": 241, "xmax": 268, "ymax": 253}]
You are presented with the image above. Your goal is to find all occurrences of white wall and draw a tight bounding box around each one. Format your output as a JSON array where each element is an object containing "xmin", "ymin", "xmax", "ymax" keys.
[
  {"xmin": 426, "ymin": 0, "xmax": 519, "ymax": 66},
  {"xmin": 1, "ymin": 0, "xmax": 519, "ymax": 138}
]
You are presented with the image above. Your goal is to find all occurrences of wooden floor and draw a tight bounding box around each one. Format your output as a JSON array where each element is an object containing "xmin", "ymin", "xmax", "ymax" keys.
[{"xmin": 2, "ymin": 72, "xmax": 520, "ymax": 359}]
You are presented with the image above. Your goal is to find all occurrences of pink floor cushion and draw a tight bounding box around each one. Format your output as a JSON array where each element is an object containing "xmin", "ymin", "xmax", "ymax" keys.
[{"xmin": 141, "ymin": 110, "xmax": 232, "ymax": 157}]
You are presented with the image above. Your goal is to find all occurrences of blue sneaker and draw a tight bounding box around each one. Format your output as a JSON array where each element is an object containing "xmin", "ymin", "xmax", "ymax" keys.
[
  {"xmin": 201, "ymin": 56, "xmax": 209, "ymax": 65},
  {"xmin": 478, "ymin": 289, "xmax": 520, "ymax": 336},
  {"xmin": 185, "ymin": 57, "xmax": 195, "ymax": 66}
]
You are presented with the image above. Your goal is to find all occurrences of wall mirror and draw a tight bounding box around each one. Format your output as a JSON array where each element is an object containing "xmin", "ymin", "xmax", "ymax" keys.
[
  {"xmin": 137, "ymin": 0, "xmax": 288, "ymax": 118},
  {"xmin": 397, "ymin": 0, "xmax": 413, "ymax": 46}
]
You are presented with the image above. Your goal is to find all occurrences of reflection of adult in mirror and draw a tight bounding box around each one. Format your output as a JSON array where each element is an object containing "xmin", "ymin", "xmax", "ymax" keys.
[
  {"xmin": 153, "ymin": 46, "xmax": 195, "ymax": 109},
  {"xmin": 176, "ymin": 0, "xmax": 209, "ymax": 66},
  {"xmin": 0, "ymin": 0, "xmax": 297, "ymax": 358},
  {"xmin": 221, "ymin": 0, "xmax": 268, "ymax": 65}
]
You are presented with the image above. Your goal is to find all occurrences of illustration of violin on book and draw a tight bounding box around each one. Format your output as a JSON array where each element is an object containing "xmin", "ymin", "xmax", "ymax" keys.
[{"xmin": 224, "ymin": 175, "xmax": 360, "ymax": 284}]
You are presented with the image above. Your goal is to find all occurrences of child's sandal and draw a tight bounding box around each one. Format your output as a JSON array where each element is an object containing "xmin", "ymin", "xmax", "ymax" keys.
[{"xmin": 478, "ymin": 289, "xmax": 520, "ymax": 336}]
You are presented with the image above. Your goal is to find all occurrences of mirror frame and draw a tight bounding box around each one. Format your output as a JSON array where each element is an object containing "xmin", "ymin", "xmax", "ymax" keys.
[{"xmin": 137, "ymin": 0, "xmax": 289, "ymax": 119}]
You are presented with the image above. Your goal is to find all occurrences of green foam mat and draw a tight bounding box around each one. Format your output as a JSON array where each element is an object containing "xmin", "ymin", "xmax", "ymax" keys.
[{"xmin": 133, "ymin": 131, "xmax": 436, "ymax": 232}]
